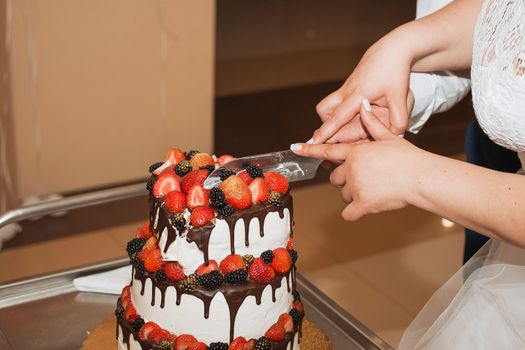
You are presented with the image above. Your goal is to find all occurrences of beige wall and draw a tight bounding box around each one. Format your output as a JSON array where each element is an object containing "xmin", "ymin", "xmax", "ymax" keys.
[{"xmin": 8, "ymin": 0, "xmax": 215, "ymax": 199}]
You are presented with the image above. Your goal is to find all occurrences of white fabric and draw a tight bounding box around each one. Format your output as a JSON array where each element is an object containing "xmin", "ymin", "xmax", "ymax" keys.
[{"xmin": 73, "ymin": 265, "xmax": 131, "ymax": 294}]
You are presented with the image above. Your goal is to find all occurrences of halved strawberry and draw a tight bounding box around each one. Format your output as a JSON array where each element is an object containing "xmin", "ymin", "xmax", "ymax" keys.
[
  {"xmin": 249, "ymin": 178, "xmax": 270, "ymax": 205},
  {"xmin": 137, "ymin": 222, "xmax": 154, "ymax": 239},
  {"xmin": 181, "ymin": 170, "xmax": 209, "ymax": 194},
  {"xmin": 270, "ymin": 248, "xmax": 292, "ymax": 273},
  {"xmin": 220, "ymin": 254, "xmax": 246, "ymax": 275},
  {"xmin": 144, "ymin": 249, "xmax": 165, "ymax": 272},
  {"xmin": 264, "ymin": 172, "xmax": 289, "ymax": 194},
  {"xmin": 248, "ymin": 258, "xmax": 275, "ymax": 283},
  {"xmin": 278, "ymin": 313, "xmax": 294, "ymax": 333},
  {"xmin": 228, "ymin": 337, "xmax": 247, "ymax": 350},
  {"xmin": 148, "ymin": 328, "xmax": 173, "ymax": 343},
  {"xmin": 124, "ymin": 304, "xmax": 137, "ymax": 322},
  {"xmin": 153, "ymin": 173, "xmax": 181, "ymax": 198},
  {"xmin": 164, "ymin": 190, "xmax": 187, "ymax": 213},
  {"xmin": 237, "ymin": 171, "xmax": 253, "ymax": 185},
  {"xmin": 153, "ymin": 160, "xmax": 174, "ymax": 176},
  {"xmin": 196, "ymin": 260, "xmax": 219, "ymax": 276},
  {"xmin": 219, "ymin": 175, "xmax": 252, "ymax": 210},
  {"xmin": 265, "ymin": 322, "xmax": 285, "ymax": 341},
  {"xmin": 121, "ymin": 285, "xmax": 131, "ymax": 300},
  {"xmin": 243, "ymin": 339, "xmax": 256, "ymax": 350},
  {"xmin": 142, "ymin": 236, "xmax": 158, "ymax": 252},
  {"xmin": 187, "ymin": 342, "xmax": 208, "ymax": 350},
  {"xmin": 190, "ymin": 206, "xmax": 215, "ymax": 227},
  {"xmin": 175, "ymin": 334, "xmax": 198, "ymax": 350},
  {"xmin": 190, "ymin": 153, "xmax": 215, "ymax": 169},
  {"xmin": 217, "ymin": 154, "xmax": 235, "ymax": 166},
  {"xmin": 164, "ymin": 262, "xmax": 186, "ymax": 282},
  {"xmin": 139, "ymin": 321, "xmax": 160, "ymax": 341},
  {"xmin": 286, "ymin": 237, "xmax": 294, "ymax": 250},
  {"xmin": 292, "ymin": 300, "xmax": 304, "ymax": 313},
  {"xmin": 165, "ymin": 147, "xmax": 186, "ymax": 164},
  {"xmin": 186, "ymin": 185, "xmax": 210, "ymax": 210}
]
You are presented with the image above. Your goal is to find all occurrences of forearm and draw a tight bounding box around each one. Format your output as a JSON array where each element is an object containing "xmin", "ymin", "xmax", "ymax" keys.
[{"xmin": 410, "ymin": 152, "xmax": 525, "ymax": 246}]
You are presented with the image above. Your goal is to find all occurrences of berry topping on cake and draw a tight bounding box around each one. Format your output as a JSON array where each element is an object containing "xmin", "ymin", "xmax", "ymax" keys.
[
  {"xmin": 187, "ymin": 342, "xmax": 208, "ymax": 350},
  {"xmin": 155, "ymin": 269, "xmax": 167, "ymax": 282},
  {"xmin": 175, "ymin": 334, "xmax": 198, "ymax": 350},
  {"xmin": 138, "ymin": 322, "xmax": 161, "ymax": 341},
  {"xmin": 209, "ymin": 187, "xmax": 227, "ymax": 208},
  {"xmin": 228, "ymin": 337, "xmax": 247, "ymax": 350},
  {"xmin": 242, "ymin": 254, "xmax": 255, "ymax": 269},
  {"xmin": 132, "ymin": 317, "xmax": 145, "ymax": 332},
  {"xmin": 181, "ymin": 170, "xmax": 209, "ymax": 193},
  {"xmin": 270, "ymin": 248, "xmax": 292, "ymax": 273},
  {"xmin": 246, "ymin": 165, "xmax": 264, "ymax": 179},
  {"xmin": 217, "ymin": 154, "xmax": 235, "ymax": 166},
  {"xmin": 286, "ymin": 237, "xmax": 294, "ymax": 250},
  {"xmin": 136, "ymin": 222, "xmax": 154, "ymax": 239},
  {"xmin": 148, "ymin": 328, "xmax": 173, "ymax": 343},
  {"xmin": 146, "ymin": 178, "xmax": 156, "ymax": 193},
  {"xmin": 268, "ymin": 191, "xmax": 283, "ymax": 207},
  {"xmin": 171, "ymin": 213, "xmax": 187, "ymax": 232},
  {"xmin": 217, "ymin": 205, "xmax": 235, "ymax": 217},
  {"xmin": 224, "ymin": 269, "xmax": 248, "ymax": 284},
  {"xmin": 180, "ymin": 274, "xmax": 199, "ymax": 291},
  {"xmin": 201, "ymin": 165, "xmax": 216, "ymax": 172},
  {"xmin": 126, "ymin": 238, "xmax": 146, "ymax": 257},
  {"xmin": 249, "ymin": 178, "xmax": 270, "ymax": 205},
  {"xmin": 165, "ymin": 147, "xmax": 186, "ymax": 164},
  {"xmin": 114, "ymin": 304, "xmax": 124, "ymax": 319},
  {"xmin": 187, "ymin": 185, "xmax": 210, "ymax": 210},
  {"xmin": 175, "ymin": 160, "xmax": 194, "ymax": 177},
  {"xmin": 185, "ymin": 150, "xmax": 200, "ymax": 160},
  {"xmin": 292, "ymin": 299, "xmax": 304, "ymax": 313},
  {"xmin": 218, "ymin": 168, "xmax": 236, "ymax": 181},
  {"xmin": 292, "ymin": 290, "xmax": 301, "ymax": 301},
  {"xmin": 289, "ymin": 309, "xmax": 302, "ymax": 325},
  {"xmin": 135, "ymin": 261, "xmax": 146, "ymax": 275},
  {"xmin": 164, "ymin": 262, "xmax": 185, "ymax": 282},
  {"xmin": 260, "ymin": 250, "xmax": 274, "ymax": 265},
  {"xmin": 190, "ymin": 152, "xmax": 215, "ymax": 169},
  {"xmin": 237, "ymin": 171, "xmax": 253, "ymax": 185},
  {"xmin": 288, "ymin": 249, "xmax": 298, "ymax": 264},
  {"xmin": 156, "ymin": 340, "xmax": 175, "ymax": 350},
  {"xmin": 278, "ymin": 313, "xmax": 294, "ymax": 333},
  {"xmin": 198, "ymin": 270, "xmax": 224, "ymax": 289},
  {"xmin": 142, "ymin": 235, "xmax": 158, "ymax": 253},
  {"xmin": 164, "ymin": 190, "xmax": 187, "ymax": 213},
  {"xmin": 153, "ymin": 173, "xmax": 181, "ymax": 198},
  {"xmin": 209, "ymin": 342, "xmax": 229, "ymax": 350},
  {"xmin": 265, "ymin": 322, "xmax": 285, "ymax": 341},
  {"xmin": 196, "ymin": 260, "xmax": 219, "ymax": 275},
  {"xmin": 220, "ymin": 175, "xmax": 252, "ymax": 210},
  {"xmin": 124, "ymin": 304, "xmax": 137, "ymax": 322},
  {"xmin": 220, "ymin": 254, "xmax": 246, "ymax": 275},
  {"xmin": 254, "ymin": 336, "xmax": 271, "ymax": 350},
  {"xmin": 264, "ymin": 172, "xmax": 288, "ymax": 194},
  {"xmin": 190, "ymin": 206, "xmax": 215, "ymax": 227},
  {"xmin": 248, "ymin": 258, "xmax": 275, "ymax": 283},
  {"xmin": 244, "ymin": 339, "xmax": 256, "ymax": 350},
  {"xmin": 144, "ymin": 249, "xmax": 165, "ymax": 273},
  {"xmin": 149, "ymin": 161, "xmax": 164, "ymax": 173}
]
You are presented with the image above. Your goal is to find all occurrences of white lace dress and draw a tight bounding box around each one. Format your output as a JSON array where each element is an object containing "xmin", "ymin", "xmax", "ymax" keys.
[{"xmin": 398, "ymin": 1, "xmax": 525, "ymax": 349}]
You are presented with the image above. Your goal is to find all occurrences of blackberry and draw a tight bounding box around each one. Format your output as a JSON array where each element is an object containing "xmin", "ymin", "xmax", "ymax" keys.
[
  {"xmin": 288, "ymin": 249, "xmax": 298, "ymax": 264},
  {"xmin": 201, "ymin": 165, "xmax": 216, "ymax": 172},
  {"xmin": 254, "ymin": 336, "xmax": 271, "ymax": 350},
  {"xmin": 209, "ymin": 342, "xmax": 229, "ymax": 350},
  {"xmin": 246, "ymin": 164, "xmax": 264, "ymax": 179},
  {"xmin": 135, "ymin": 261, "xmax": 146, "ymax": 275},
  {"xmin": 115, "ymin": 304, "xmax": 124, "ymax": 318},
  {"xmin": 218, "ymin": 168, "xmax": 236, "ymax": 181},
  {"xmin": 260, "ymin": 250, "xmax": 274, "ymax": 265},
  {"xmin": 289, "ymin": 309, "xmax": 302, "ymax": 324},
  {"xmin": 132, "ymin": 317, "xmax": 145, "ymax": 332},
  {"xmin": 171, "ymin": 213, "xmax": 186, "ymax": 232},
  {"xmin": 129, "ymin": 251, "xmax": 139, "ymax": 264},
  {"xmin": 180, "ymin": 274, "xmax": 198, "ymax": 291},
  {"xmin": 198, "ymin": 270, "xmax": 224, "ymax": 289},
  {"xmin": 127, "ymin": 238, "xmax": 146, "ymax": 257},
  {"xmin": 292, "ymin": 290, "xmax": 301, "ymax": 301},
  {"xmin": 224, "ymin": 269, "xmax": 248, "ymax": 284},
  {"xmin": 148, "ymin": 161, "xmax": 164, "ymax": 173},
  {"xmin": 146, "ymin": 178, "xmax": 156, "ymax": 192},
  {"xmin": 185, "ymin": 150, "xmax": 199, "ymax": 160},
  {"xmin": 217, "ymin": 205, "xmax": 235, "ymax": 218},
  {"xmin": 153, "ymin": 340, "xmax": 173, "ymax": 350},
  {"xmin": 155, "ymin": 269, "xmax": 167, "ymax": 282},
  {"xmin": 268, "ymin": 191, "xmax": 283, "ymax": 207},
  {"xmin": 174, "ymin": 160, "xmax": 193, "ymax": 177},
  {"xmin": 242, "ymin": 254, "xmax": 254, "ymax": 269},
  {"xmin": 210, "ymin": 187, "xmax": 227, "ymax": 208}
]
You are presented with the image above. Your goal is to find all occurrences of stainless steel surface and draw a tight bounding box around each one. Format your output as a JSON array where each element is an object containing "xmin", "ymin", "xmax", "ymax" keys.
[
  {"xmin": 0, "ymin": 260, "xmax": 394, "ymax": 350},
  {"xmin": 0, "ymin": 183, "xmax": 146, "ymax": 229},
  {"xmin": 203, "ymin": 150, "xmax": 323, "ymax": 189}
]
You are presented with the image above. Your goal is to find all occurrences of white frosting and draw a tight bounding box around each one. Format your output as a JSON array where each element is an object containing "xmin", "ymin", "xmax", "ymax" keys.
[
  {"xmin": 157, "ymin": 208, "xmax": 292, "ymax": 275},
  {"xmin": 130, "ymin": 274, "xmax": 293, "ymax": 344}
]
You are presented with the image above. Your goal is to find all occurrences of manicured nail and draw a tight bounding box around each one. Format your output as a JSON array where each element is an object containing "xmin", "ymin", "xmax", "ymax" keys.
[
  {"xmin": 290, "ymin": 144, "xmax": 302, "ymax": 151},
  {"xmin": 362, "ymin": 99, "xmax": 372, "ymax": 112},
  {"xmin": 306, "ymin": 138, "xmax": 314, "ymax": 144}
]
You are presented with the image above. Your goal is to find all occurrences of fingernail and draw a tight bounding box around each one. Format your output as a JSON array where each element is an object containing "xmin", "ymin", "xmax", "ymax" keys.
[
  {"xmin": 290, "ymin": 143, "xmax": 302, "ymax": 151},
  {"xmin": 362, "ymin": 99, "xmax": 372, "ymax": 112},
  {"xmin": 306, "ymin": 138, "xmax": 314, "ymax": 144}
]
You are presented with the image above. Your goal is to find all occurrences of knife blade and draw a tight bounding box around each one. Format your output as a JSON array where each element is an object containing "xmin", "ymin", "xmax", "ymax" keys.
[{"xmin": 203, "ymin": 150, "xmax": 323, "ymax": 189}]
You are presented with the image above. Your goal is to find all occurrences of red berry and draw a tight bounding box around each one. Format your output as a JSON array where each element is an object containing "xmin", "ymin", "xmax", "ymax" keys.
[
  {"xmin": 186, "ymin": 185, "xmax": 210, "ymax": 210},
  {"xmin": 190, "ymin": 206, "xmax": 215, "ymax": 227},
  {"xmin": 270, "ymin": 248, "xmax": 292, "ymax": 274},
  {"xmin": 196, "ymin": 260, "xmax": 219, "ymax": 276},
  {"xmin": 137, "ymin": 222, "xmax": 154, "ymax": 239},
  {"xmin": 153, "ymin": 173, "xmax": 181, "ymax": 198},
  {"xmin": 141, "ymin": 236, "xmax": 158, "ymax": 254},
  {"xmin": 187, "ymin": 342, "xmax": 208, "ymax": 350},
  {"xmin": 164, "ymin": 262, "xmax": 186, "ymax": 282},
  {"xmin": 190, "ymin": 153, "xmax": 215, "ymax": 169},
  {"xmin": 153, "ymin": 160, "xmax": 175, "ymax": 176},
  {"xmin": 243, "ymin": 339, "xmax": 256, "ymax": 350},
  {"xmin": 292, "ymin": 300, "xmax": 304, "ymax": 313},
  {"xmin": 124, "ymin": 304, "xmax": 137, "ymax": 322},
  {"xmin": 139, "ymin": 321, "xmax": 160, "ymax": 341},
  {"xmin": 248, "ymin": 258, "xmax": 275, "ymax": 283},
  {"xmin": 286, "ymin": 237, "xmax": 293, "ymax": 250},
  {"xmin": 144, "ymin": 249, "xmax": 165, "ymax": 272},
  {"xmin": 165, "ymin": 147, "xmax": 185, "ymax": 164},
  {"xmin": 220, "ymin": 254, "xmax": 246, "ymax": 275},
  {"xmin": 278, "ymin": 313, "xmax": 294, "ymax": 333},
  {"xmin": 249, "ymin": 178, "xmax": 270, "ymax": 205},
  {"xmin": 264, "ymin": 172, "xmax": 289, "ymax": 194},
  {"xmin": 148, "ymin": 328, "xmax": 173, "ymax": 343},
  {"xmin": 164, "ymin": 191, "xmax": 187, "ymax": 213},
  {"xmin": 175, "ymin": 334, "xmax": 198, "ymax": 350},
  {"xmin": 237, "ymin": 171, "xmax": 253, "ymax": 185},
  {"xmin": 181, "ymin": 170, "xmax": 209, "ymax": 193},
  {"xmin": 217, "ymin": 154, "xmax": 235, "ymax": 166},
  {"xmin": 121, "ymin": 285, "xmax": 131, "ymax": 300},
  {"xmin": 219, "ymin": 175, "xmax": 252, "ymax": 210},
  {"xmin": 265, "ymin": 322, "xmax": 285, "ymax": 341},
  {"xmin": 228, "ymin": 337, "xmax": 247, "ymax": 350}
]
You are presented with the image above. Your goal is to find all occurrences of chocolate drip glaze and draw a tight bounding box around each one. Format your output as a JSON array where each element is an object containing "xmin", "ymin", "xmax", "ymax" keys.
[{"xmin": 186, "ymin": 224, "xmax": 215, "ymax": 265}]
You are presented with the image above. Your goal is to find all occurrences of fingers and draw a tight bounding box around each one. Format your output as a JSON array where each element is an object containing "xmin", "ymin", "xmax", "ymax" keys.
[
  {"xmin": 386, "ymin": 91, "xmax": 409, "ymax": 135},
  {"xmin": 290, "ymin": 142, "xmax": 351, "ymax": 163},
  {"xmin": 360, "ymin": 99, "xmax": 396, "ymax": 141},
  {"xmin": 329, "ymin": 165, "xmax": 346, "ymax": 187},
  {"xmin": 316, "ymin": 91, "xmax": 343, "ymax": 122},
  {"xmin": 341, "ymin": 201, "xmax": 367, "ymax": 221}
]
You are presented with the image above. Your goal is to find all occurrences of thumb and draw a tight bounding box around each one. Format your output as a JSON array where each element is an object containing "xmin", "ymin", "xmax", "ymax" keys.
[
  {"xmin": 387, "ymin": 91, "xmax": 409, "ymax": 135},
  {"xmin": 341, "ymin": 200, "xmax": 367, "ymax": 221},
  {"xmin": 360, "ymin": 99, "xmax": 395, "ymax": 141}
]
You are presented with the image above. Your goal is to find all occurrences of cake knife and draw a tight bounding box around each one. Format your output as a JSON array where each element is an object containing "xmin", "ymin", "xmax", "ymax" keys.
[{"xmin": 203, "ymin": 150, "xmax": 323, "ymax": 189}]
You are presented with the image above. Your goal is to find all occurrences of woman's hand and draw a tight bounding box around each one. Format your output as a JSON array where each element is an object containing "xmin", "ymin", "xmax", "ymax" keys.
[{"xmin": 293, "ymin": 100, "xmax": 426, "ymax": 220}]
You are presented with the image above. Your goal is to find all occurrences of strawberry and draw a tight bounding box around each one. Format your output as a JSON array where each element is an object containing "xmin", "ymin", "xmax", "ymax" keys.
[
  {"xmin": 278, "ymin": 313, "xmax": 294, "ymax": 333},
  {"xmin": 220, "ymin": 254, "xmax": 246, "ymax": 275},
  {"xmin": 219, "ymin": 175, "xmax": 252, "ymax": 210},
  {"xmin": 181, "ymin": 170, "xmax": 209, "ymax": 193},
  {"xmin": 164, "ymin": 190, "xmax": 187, "ymax": 213},
  {"xmin": 248, "ymin": 258, "xmax": 275, "ymax": 283},
  {"xmin": 190, "ymin": 206, "xmax": 215, "ymax": 227},
  {"xmin": 165, "ymin": 147, "xmax": 185, "ymax": 164},
  {"xmin": 265, "ymin": 322, "xmax": 285, "ymax": 341},
  {"xmin": 153, "ymin": 172, "xmax": 181, "ymax": 198},
  {"xmin": 121, "ymin": 287, "xmax": 131, "ymax": 309},
  {"xmin": 190, "ymin": 153, "xmax": 215, "ymax": 169},
  {"xmin": 217, "ymin": 154, "xmax": 235, "ymax": 166},
  {"xmin": 137, "ymin": 222, "xmax": 154, "ymax": 239},
  {"xmin": 243, "ymin": 339, "xmax": 256, "ymax": 350},
  {"xmin": 175, "ymin": 334, "xmax": 198, "ymax": 350},
  {"xmin": 153, "ymin": 160, "xmax": 174, "ymax": 176},
  {"xmin": 264, "ymin": 172, "xmax": 289, "ymax": 194},
  {"xmin": 139, "ymin": 321, "xmax": 160, "ymax": 341},
  {"xmin": 286, "ymin": 237, "xmax": 293, "ymax": 250},
  {"xmin": 141, "ymin": 236, "xmax": 158, "ymax": 255},
  {"xmin": 148, "ymin": 328, "xmax": 173, "ymax": 343},
  {"xmin": 121, "ymin": 285, "xmax": 131, "ymax": 300},
  {"xmin": 164, "ymin": 262, "xmax": 186, "ymax": 282},
  {"xmin": 270, "ymin": 248, "xmax": 292, "ymax": 273},
  {"xmin": 292, "ymin": 300, "xmax": 304, "ymax": 313},
  {"xmin": 249, "ymin": 178, "xmax": 270, "ymax": 205},
  {"xmin": 144, "ymin": 249, "xmax": 165, "ymax": 272},
  {"xmin": 228, "ymin": 337, "xmax": 247, "ymax": 350},
  {"xmin": 186, "ymin": 185, "xmax": 210, "ymax": 210},
  {"xmin": 187, "ymin": 342, "xmax": 208, "ymax": 350},
  {"xmin": 124, "ymin": 304, "xmax": 137, "ymax": 322},
  {"xmin": 196, "ymin": 260, "xmax": 219, "ymax": 276},
  {"xmin": 237, "ymin": 171, "xmax": 253, "ymax": 185}
]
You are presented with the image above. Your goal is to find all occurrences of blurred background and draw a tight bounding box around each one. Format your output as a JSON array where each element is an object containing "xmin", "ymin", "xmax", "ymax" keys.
[{"xmin": 0, "ymin": 0, "xmax": 472, "ymax": 346}]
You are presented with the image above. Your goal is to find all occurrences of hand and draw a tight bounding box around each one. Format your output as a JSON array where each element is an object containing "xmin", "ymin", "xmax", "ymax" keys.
[{"xmin": 292, "ymin": 100, "xmax": 425, "ymax": 220}]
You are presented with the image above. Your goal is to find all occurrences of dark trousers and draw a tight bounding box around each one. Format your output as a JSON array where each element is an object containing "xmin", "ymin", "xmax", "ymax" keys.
[{"xmin": 463, "ymin": 120, "xmax": 521, "ymax": 263}]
